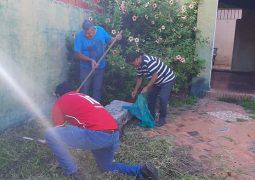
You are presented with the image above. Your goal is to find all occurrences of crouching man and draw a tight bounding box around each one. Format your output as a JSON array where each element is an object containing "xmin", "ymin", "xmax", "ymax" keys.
[
  {"xmin": 125, "ymin": 52, "xmax": 176, "ymax": 127},
  {"xmin": 44, "ymin": 82, "xmax": 158, "ymax": 179}
]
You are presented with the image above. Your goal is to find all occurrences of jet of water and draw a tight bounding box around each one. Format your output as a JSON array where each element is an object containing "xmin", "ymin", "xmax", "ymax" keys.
[
  {"xmin": 0, "ymin": 51, "xmax": 64, "ymax": 145},
  {"xmin": 0, "ymin": 52, "xmax": 51, "ymax": 128}
]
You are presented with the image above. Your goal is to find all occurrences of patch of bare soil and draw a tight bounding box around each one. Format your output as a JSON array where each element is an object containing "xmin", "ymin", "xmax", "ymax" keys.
[{"xmin": 146, "ymin": 97, "xmax": 255, "ymax": 179}]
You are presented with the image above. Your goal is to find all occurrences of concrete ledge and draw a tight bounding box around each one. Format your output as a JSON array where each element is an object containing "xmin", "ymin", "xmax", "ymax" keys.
[{"xmin": 105, "ymin": 100, "xmax": 133, "ymax": 129}]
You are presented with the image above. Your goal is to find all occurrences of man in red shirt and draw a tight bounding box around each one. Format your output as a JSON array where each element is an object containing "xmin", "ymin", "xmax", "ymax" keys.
[{"xmin": 44, "ymin": 82, "xmax": 158, "ymax": 179}]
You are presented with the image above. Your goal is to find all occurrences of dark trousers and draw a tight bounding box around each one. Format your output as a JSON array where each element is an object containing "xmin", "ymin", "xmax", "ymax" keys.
[
  {"xmin": 80, "ymin": 67, "xmax": 104, "ymax": 102},
  {"xmin": 147, "ymin": 80, "xmax": 175, "ymax": 123}
]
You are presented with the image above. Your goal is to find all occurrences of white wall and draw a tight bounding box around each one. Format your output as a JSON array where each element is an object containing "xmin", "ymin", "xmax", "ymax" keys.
[{"xmin": 214, "ymin": 19, "xmax": 237, "ymax": 69}]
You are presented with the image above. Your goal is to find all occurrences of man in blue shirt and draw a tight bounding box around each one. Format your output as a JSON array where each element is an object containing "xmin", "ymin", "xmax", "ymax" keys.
[{"xmin": 74, "ymin": 20, "xmax": 120, "ymax": 102}]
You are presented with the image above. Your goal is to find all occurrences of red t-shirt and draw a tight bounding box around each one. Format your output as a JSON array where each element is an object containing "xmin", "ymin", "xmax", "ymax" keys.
[{"xmin": 51, "ymin": 91, "xmax": 118, "ymax": 130}]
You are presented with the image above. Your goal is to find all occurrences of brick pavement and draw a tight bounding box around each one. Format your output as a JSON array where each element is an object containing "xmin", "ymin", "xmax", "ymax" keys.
[{"xmin": 145, "ymin": 97, "xmax": 255, "ymax": 179}]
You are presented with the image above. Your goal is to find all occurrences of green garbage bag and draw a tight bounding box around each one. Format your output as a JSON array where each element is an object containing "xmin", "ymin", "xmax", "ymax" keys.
[{"xmin": 123, "ymin": 93, "xmax": 155, "ymax": 128}]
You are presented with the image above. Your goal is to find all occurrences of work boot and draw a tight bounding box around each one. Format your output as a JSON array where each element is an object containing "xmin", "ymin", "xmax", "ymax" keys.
[
  {"xmin": 155, "ymin": 121, "xmax": 166, "ymax": 127},
  {"xmin": 140, "ymin": 162, "xmax": 159, "ymax": 180}
]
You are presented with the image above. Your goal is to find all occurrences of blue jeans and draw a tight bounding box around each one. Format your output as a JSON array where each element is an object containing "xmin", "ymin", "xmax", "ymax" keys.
[
  {"xmin": 44, "ymin": 125, "xmax": 142, "ymax": 177},
  {"xmin": 147, "ymin": 80, "xmax": 175, "ymax": 123},
  {"xmin": 80, "ymin": 67, "xmax": 104, "ymax": 102}
]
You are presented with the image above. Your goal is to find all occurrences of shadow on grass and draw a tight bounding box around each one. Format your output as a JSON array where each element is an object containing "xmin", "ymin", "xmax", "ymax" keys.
[{"xmin": 0, "ymin": 120, "xmax": 209, "ymax": 180}]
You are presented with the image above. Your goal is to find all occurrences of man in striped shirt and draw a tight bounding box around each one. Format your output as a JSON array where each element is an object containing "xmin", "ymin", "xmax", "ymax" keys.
[{"xmin": 125, "ymin": 52, "xmax": 175, "ymax": 127}]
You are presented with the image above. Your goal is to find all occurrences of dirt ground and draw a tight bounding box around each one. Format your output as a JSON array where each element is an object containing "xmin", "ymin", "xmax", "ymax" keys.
[{"xmin": 145, "ymin": 97, "xmax": 255, "ymax": 179}]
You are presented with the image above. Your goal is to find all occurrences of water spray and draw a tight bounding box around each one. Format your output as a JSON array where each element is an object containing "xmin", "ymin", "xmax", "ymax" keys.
[{"xmin": 0, "ymin": 51, "xmax": 61, "ymax": 145}]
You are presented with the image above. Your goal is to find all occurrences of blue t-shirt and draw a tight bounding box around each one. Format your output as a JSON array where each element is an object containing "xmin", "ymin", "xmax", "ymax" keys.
[{"xmin": 74, "ymin": 26, "xmax": 112, "ymax": 69}]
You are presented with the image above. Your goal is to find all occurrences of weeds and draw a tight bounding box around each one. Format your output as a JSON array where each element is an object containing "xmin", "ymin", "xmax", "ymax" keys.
[
  {"xmin": 0, "ymin": 120, "xmax": 207, "ymax": 179},
  {"xmin": 218, "ymin": 96, "xmax": 255, "ymax": 115},
  {"xmin": 170, "ymin": 95, "xmax": 198, "ymax": 108}
]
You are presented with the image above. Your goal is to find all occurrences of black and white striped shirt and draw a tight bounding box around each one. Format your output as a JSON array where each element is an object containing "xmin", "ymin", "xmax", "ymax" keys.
[{"xmin": 136, "ymin": 55, "xmax": 175, "ymax": 85}]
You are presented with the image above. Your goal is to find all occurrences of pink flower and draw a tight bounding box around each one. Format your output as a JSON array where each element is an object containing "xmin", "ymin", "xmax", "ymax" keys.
[
  {"xmin": 181, "ymin": 6, "xmax": 186, "ymax": 13},
  {"xmin": 175, "ymin": 55, "xmax": 181, "ymax": 60},
  {"xmin": 181, "ymin": 16, "xmax": 187, "ymax": 20},
  {"xmin": 189, "ymin": 4, "xmax": 194, "ymax": 9},
  {"xmin": 112, "ymin": 50, "xmax": 118, "ymax": 55},
  {"xmin": 105, "ymin": 18, "xmax": 111, "ymax": 23},
  {"xmin": 169, "ymin": 0, "xmax": 174, "ymax": 5},
  {"xmin": 180, "ymin": 57, "xmax": 185, "ymax": 63},
  {"xmin": 132, "ymin": 15, "xmax": 138, "ymax": 21},
  {"xmin": 112, "ymin": 30, "xmax": 116, "ymax": 35},
  {"xmin": 128, "ymin": 36, "xmax": 134, "ymax": 42}
]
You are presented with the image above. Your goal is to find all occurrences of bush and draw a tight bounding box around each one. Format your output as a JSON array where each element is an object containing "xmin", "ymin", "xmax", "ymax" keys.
[
  {"xmin": 67, "ymin": 0, "xmax": 205, "ymax": 104},
  {"xmin": 94, "ymin": 0, "xmax": 204, "ymax": 97}
]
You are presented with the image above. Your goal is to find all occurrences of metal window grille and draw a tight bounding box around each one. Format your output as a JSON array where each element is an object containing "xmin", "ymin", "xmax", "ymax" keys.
[{"xmin": 217, "ymin": 9, "xmax": 242, "ymax": 20}]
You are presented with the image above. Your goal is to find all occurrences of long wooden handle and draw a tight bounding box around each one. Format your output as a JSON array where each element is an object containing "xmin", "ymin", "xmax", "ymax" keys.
[{"xmin": 76, "ymin": 31, "xmax": 122, "ymax": 93}]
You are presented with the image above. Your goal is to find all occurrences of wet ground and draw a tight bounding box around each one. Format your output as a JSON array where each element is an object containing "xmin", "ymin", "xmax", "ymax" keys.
[{"xmin": 146, "ymin": 97, "xmax": 255, "ymax": 179}]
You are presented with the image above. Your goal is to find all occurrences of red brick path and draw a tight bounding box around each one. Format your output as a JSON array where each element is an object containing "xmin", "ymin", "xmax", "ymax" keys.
[{"xmin": 146, "ymin": 97, "xmax": 255, "ymax": 179}]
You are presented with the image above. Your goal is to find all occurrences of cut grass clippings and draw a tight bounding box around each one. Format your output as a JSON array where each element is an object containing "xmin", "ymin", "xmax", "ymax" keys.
[{"xmin": 0, "ymin": 120, "xmax": 208, "ymax": 180}]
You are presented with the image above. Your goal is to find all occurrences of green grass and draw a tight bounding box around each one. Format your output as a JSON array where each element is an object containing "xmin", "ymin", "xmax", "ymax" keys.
[
  {"xmin": 218, "ymin": 96, "xmax": 255, "ymax": 115},
  {"xmin": 170, "ymin": 95, "xmax": 198, "ymax": 108},
  {"xmin": 0, "ymin": 121, "xmax": 67, "ymax": 180},
  {"xmin": 0, "ymin": 120, "xmax": 209, "ymax": 179}
]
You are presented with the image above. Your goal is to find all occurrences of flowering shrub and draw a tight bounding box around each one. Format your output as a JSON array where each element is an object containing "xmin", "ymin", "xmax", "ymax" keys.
[{"xmin": 92, "ymin": 0, "xmax": 204, "ymax": 103}]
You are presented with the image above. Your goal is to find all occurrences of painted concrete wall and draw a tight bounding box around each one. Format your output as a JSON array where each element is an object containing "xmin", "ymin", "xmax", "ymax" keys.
[
  {"xmin": 0, "ymin": 0, "xmax": 89, "ymax": 131},
  {"xmin": 214, "ymin": 19, "xmax": 237, "ymax": 69},
  {"xmin": 232, "ymin": 10, "xmax": 255, "ymax": 72},
  {"xmin": 190, "ymin": 0, "xmax": 219, "ymax": 95}
]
